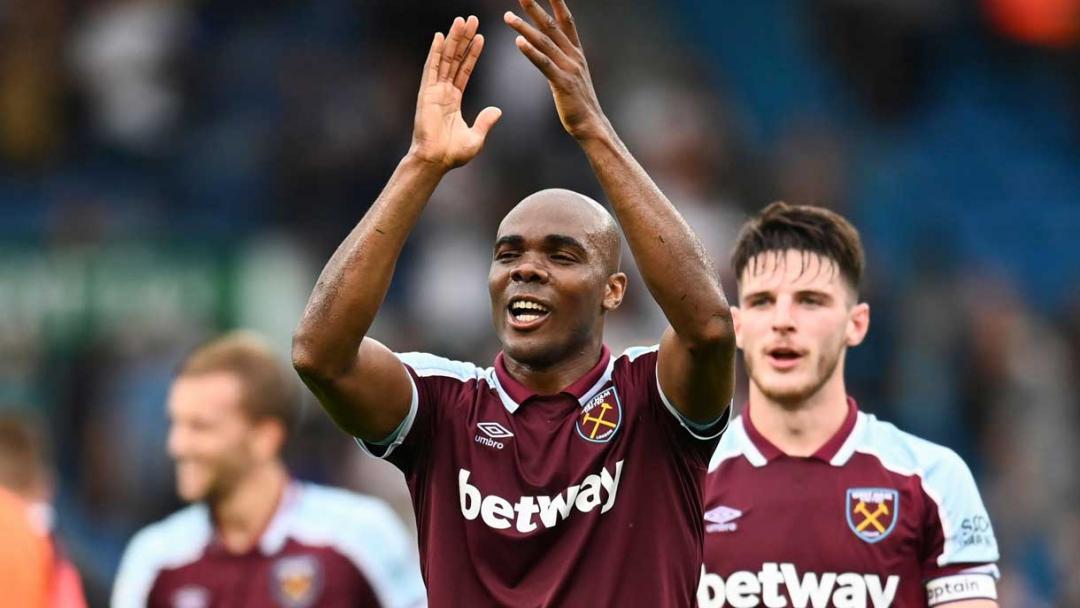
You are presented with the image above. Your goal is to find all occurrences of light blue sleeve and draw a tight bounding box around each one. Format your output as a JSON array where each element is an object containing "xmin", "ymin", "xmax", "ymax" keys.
[{"xmin": 921, "ymin": 448, "xmax": 1000, "ymax": 574}]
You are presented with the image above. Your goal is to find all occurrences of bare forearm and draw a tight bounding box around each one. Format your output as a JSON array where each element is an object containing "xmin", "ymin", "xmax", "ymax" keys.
[
  {"xmin": 579, "ymin": 126, "xmax": 730, "ymax": 343},
  {"xmin": 293, "ymin": 154, "xmax": 446, "ymax": 373}
]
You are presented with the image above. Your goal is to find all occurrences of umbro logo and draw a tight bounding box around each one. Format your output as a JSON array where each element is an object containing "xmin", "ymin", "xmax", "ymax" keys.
[
  {"xmin": 475, "ymin": 422, "xmax": 513, "ymax": 450},
  {"xmin": 477, "ymin": 422, "xmax": 514, "ymax": 439},
  {"xmin": 704, "ymin": 505, "xmax": 742, "ymax": 533}
]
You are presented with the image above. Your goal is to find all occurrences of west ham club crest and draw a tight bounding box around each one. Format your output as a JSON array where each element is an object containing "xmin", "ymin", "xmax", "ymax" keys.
[
  {"xmin": 271, "ymin": 554, "xmax": 324, "ymax": 608},
  {"xmin": 576, "ymin": 387, "xmax": 622, "ymax": 443},
  {"xmin": 846, "ymin": 487, "xmax": 899, "ymax": 543}
]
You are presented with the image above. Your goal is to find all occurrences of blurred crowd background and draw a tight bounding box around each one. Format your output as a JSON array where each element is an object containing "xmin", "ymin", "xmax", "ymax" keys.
[{"xmin": 1, "ymin": 0, "xmax": 1078, "ymax": 606}]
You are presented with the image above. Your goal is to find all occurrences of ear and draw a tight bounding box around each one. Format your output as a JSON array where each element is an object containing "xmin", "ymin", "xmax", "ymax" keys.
[
  {"xmin": 846, "ymin": 302, "xmax": 870, "ymax": 347},
  {"xmin": 602, "ymin": 272, "xmax": 628, "ymax": 312},
  {"xmin": 251, "ymin": 418, "xmax": 286, "ymax": 462},
  {"xmin": 731, "ymin": 306, "xmax": 743, "ymax": 349}
]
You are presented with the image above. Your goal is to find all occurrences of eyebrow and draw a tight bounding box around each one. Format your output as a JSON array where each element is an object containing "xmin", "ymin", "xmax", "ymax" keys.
[
  {"xmin": 494, "ymin": 235, "xmax": 524, "ymax": 250},
  {"xmin": 741, "ymin": 288, "xmax": 834, "ymax": 301},
  {"xmin": 493, "ymin": 234, "xmax": 589, "ymax": 255}
]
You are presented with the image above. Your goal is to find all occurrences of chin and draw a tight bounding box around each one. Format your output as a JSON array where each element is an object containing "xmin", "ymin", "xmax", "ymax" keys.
[
  {"xmin": 759, "ymin": 383, "xmax": 819, "ymax": 406},
  {"xmin": 499, "ymin": 329, "xmax": 571, "ymax": 367},
  {"xmin": 176, "ymin": 483, "xmax": 207, "ymax": 503},
  {"xmin": 502, "ymin": 339, "xmax": 562, "ymax": 369},
  {"xmin": 175, "ymin": 473, "xmax": 210, "ymax": 503},
  {"xmin": 752, "ymin": 370, "xmax": 824, "ymax": 406}
]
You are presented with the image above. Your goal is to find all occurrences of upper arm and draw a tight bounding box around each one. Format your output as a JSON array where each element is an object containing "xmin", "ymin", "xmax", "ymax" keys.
[
  {"xmin": 921, "ymin": 451, "xmax": 999, "ymax": 569},
  {"xmin": 295, "ymin": 337, "xmax": 415, "ymax": 443},
  {"xmin": 656, "ymin": 325, "xmax": 736, "ymax": 424},
  {"xmin": 921, "ymin": 451, "xmax": 1000, "ymax": 606}
]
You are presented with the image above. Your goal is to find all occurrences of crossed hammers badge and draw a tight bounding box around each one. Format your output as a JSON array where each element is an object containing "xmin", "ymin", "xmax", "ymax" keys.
[{"xmin": 846, "ymin": 488, "xmax": 899, "ymax": 543}]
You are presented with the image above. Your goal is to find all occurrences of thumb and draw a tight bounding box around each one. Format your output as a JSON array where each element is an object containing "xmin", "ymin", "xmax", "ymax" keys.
[{"xmin": 471, "ymin": 106, "xmax": 503, "ymax": 139}]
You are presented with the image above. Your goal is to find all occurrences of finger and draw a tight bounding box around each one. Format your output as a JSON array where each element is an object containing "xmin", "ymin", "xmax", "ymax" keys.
[
  {"xmin": 504, "ymin": 11, "xmax": 570, "ymax": 68},
  {"xmin": 419, "ymin": 32, "xmax": 445, "ymax": 93},
  {"xmin": 513, "ymin": 34, "xmax": 561, "ymax": 82},
  {"xmin": 454, "ymin": 33, "xmax": 485, "ymax": 92},
  {"xmin": 518, "ymin": 0, "xmax": 574, "ymax": 52},
  {"xmin": 438, "ymin": 17, "xmax": 466, "ymax": 81},
  {"xmin": 549, "ymin": 0, "xmax": 581, "ymax": 47},
  {"xmin": 449, "ymin": 16, "xmax": 480, "ymax": 78},
  {"xmin": 471, "ymin": 106, "xmax": 503, "ymax": 139}
]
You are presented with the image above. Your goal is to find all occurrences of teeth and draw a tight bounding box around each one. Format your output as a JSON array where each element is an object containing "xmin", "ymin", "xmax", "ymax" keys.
[
  {"xmin": 517, "ymin": 314, "xmax": 540, "ymax": 322},
  {"xmin": 511, "ymin": 300, "xmax": 549, "ymax": 313}
]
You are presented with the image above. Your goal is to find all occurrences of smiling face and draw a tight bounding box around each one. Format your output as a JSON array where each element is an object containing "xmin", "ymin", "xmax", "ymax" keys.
[
  {"xmin": 489, "ymin": 189, "xmax": 626, "ymax": 369},
  {"xmin": 166, "ymin": 372, "xmax": 271, "ymax": 504},
  {"xmin": 734, "ymin": 250, "xmax": 869, "ymax": 407}
]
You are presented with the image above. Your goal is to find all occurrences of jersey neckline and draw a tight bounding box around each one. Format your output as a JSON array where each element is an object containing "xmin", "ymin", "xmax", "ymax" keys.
[
  {"xmin": 742, "ymin": 396, "xmax": 860, "ymax": 464},
  {"xmin": 493, "ymin": 345, "xmax": 613, "ymax": 411}
]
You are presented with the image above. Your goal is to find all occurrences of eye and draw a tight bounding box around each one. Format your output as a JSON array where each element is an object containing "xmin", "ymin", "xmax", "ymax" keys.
[
  {"xmin": 747, "ymin": 296, "xmax": 771, "ymax": 308},
  {"xmin": 799, "ymin": 294, "xmax": 825, "ymax": 306},
  {"xmin": 495, "ymin": 250, "xmax": 519, "ymax": 262},
  {"xmin": 550, "ymin": 253, "xmax": 576, "ymax": 264}
]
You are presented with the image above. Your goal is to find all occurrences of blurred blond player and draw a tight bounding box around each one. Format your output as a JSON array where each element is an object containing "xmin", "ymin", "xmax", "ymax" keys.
[
  {"xmin": 699, "ymin": 203, "xmax": 1000, "ymax": 608},
  {"xmin": 112, "ymin": 333, "xmax": 425, "ymax": 608}
]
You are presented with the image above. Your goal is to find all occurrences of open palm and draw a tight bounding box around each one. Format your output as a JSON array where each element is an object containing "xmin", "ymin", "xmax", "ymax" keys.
[{"xmin": 410, "ymin": 16, "xmax": 502, "ymax": 170}]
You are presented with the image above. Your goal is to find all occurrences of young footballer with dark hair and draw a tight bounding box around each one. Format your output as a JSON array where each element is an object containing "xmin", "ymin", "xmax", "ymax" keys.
[{"xmin": 698, "ymin": 202, "xmax": 1000, "ymax": 608}]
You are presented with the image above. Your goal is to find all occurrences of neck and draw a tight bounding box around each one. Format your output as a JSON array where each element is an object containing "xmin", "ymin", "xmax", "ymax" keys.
[
  {"xmin": 504, "ymin": 336, "xmax": 603, "ymax": 395},
  {"xmin": 748, "ymin": 367, "xmax": 849, "ymax": 457},
  {"xmin": 210, "ymin": 460, "xmax": 288, "ymax": 554}
]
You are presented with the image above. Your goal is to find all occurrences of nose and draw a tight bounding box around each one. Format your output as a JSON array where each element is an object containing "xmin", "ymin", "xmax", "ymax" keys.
[
  {"xmin": 771, "ymin": 297, "xmax": 796, "ymax": 333},
  {"xmin": 510, "ymin": 257, "xmax": 549, "ymax": 284},
  {"xmin": 167, "ymin": 425, "xmax": 187, "ymax": 459}
]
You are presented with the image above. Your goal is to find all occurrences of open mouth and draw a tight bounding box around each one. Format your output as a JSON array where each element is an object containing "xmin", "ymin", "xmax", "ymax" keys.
[
  {"xmin": 507, "ymin": 297, "xmax": 551, "ymax": 329},
  {"xmin": 766, "ymin": 346, "xmax": 804, "ymax": 369}
]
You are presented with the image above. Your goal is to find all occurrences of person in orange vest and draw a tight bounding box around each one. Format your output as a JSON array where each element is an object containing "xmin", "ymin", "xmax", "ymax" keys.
[
  {"xmin": 0, "ymin": 412, "xmax": 88, "ymax": 608},
  {"xmin": 0, "ymin": 486, "xmax": 50, "ymax": 608}
]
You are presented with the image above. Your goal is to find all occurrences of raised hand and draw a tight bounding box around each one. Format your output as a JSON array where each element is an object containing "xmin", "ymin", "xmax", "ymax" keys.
[
  {"xmin": 504, "ymin": 0, "xmax": 609, "ymax": 142},
  {"xmin": 410, "ymin": 16, "xmax": 502, "ymax": 171}
]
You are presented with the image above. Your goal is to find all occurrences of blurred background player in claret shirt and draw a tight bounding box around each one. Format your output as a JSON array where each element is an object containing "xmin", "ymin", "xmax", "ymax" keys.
[
  {"xmin": 112, "ymin": 332, "xmax": 426, "ymax": 608},
  {"xmin": 698, "ymin": 203, "xmax": 999, "ymax": 608},
  {"xmin": 0, "ymin": 412, "xmax": 88, "ymax": 608}
]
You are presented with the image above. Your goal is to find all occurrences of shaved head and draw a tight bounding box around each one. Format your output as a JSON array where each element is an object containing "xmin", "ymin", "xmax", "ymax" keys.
[
  {"xmin": 500, "ymin": 189, "xmax": 622, "ymax": 274},
  {"xmin": 489, "ymin": 188, "xmax": 629, "ymax": 369}
]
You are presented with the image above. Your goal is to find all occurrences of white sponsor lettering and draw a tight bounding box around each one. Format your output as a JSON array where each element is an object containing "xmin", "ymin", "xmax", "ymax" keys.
[
  {"xmin": 458, "ymin": 460, "xmax": 624, "ymax": 533},
  {"xmin": 698, "ymin": 563, "xmax": 900, "ymax": 608},
  {"xmin": 474, "ymin": 434, "xmax": 505, "ymax": 450}
]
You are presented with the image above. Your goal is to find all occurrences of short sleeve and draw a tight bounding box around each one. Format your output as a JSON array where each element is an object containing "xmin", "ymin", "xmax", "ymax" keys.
[
  {"xmin": 620, "ymin": 346, "xmax": 728, "ymax": 465},
  {"xmin": 920, "ymin": 451, "xmax": 1000, "ymax": 604},
  {"xmin": 111, "ymin": 529, "xmax": 158, "ymax": 608},
  {"xmin": 352, "ymin": 500, "xmax": 427, "ymax": 608},
  {"xmin": 111, "ymin": 506, "xmax": 212, "ymax": 608},
  {"xmin": 355, "ymin": 352, "xmax": 481, "ymax": 476},
  {"xmin": 295, "ymin": 487, "xmax": 427, "ymax": 608}
]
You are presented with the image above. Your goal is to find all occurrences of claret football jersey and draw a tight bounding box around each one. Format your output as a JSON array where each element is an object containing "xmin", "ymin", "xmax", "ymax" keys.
[
  {"xmin": 698, "ymin": 399, "xmax": 999, "ymax": 608},
  {"xmin": 360, "ymin": 345, "xmax": 728, "ymax": 607},
  {"xmin": 111, "ymin": 481, "xmax": 426, "ymax": 608}
]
